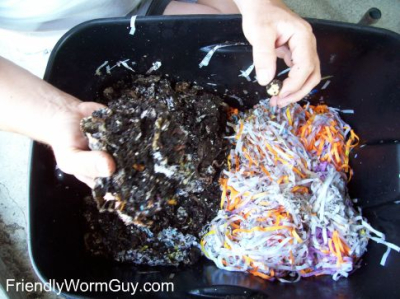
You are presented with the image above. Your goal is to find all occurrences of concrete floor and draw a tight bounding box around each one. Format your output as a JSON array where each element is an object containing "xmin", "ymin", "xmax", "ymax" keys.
[
  {"xmin": 0, "ymin": 0, "xmax": 399, "ymax": 298},
  {"xmin": 285, "ymin": 0, "xmax": 400, "ymax": 34}
]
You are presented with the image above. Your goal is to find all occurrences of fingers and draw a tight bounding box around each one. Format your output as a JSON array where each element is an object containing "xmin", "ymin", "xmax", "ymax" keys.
[
  {"xmin": 275, "ymin": 45, "xmax": 293, "ymax": 67},
  {"xmin": 274, "ymin": 70, "xmax": 321, "ymax": 107},
  {"xmin": 273, "ymin": 29, "xmax": 320, "ymax": 106},
  {"xmin": 243, "ymin": 22, "xmax": 277, "ymax": 86},
  {"xmin": 55, "ymin": 148, "xmax": 115, "ymax": 180},
  {"xmin": 253, "ymin": 43, "xmax": 277, "ymax": 86},
  {"xmin": 272, "ymin": 45, "xmax": 293, "ymax": 106},
  {"xmin": 271, "ymin": 61, "xmax": 320, "ymax": 107}
]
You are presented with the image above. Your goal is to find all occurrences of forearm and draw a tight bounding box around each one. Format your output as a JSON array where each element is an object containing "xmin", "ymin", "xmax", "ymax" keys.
[
  {"xmin": 0, "ymin": 56, "xmax": 80, "ymax": 145},
  {"xmin": 233, "ymin": 0, "xmax": 296, "ymax": 29},
  {"xmin": 197, "ymin": 0, "xmax": 240, "ymax": 14},
  {"xmin": 164, "ymin": 0, "xmax": 239, "ymax": 15},
  {"xmin": 234, "ymin": 0, "xmax": 287, "ymax": 10}
]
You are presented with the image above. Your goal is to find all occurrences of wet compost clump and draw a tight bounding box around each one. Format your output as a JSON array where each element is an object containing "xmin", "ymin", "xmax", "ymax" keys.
[{"xmin": 81, "ymin": 75, "xmax": 230, "ymax": 266}]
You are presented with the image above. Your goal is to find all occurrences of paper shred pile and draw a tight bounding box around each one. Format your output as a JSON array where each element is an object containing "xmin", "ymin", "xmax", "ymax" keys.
[{"xmin": 201, "ymin": 100, "xmax": 399, "ymax": 281}]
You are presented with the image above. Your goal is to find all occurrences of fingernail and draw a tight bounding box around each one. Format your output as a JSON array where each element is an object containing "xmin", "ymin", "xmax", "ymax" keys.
[
  {"xmin": 97, "ymin": 160, "xmax": 112, "ymax": 177},
  {"xmin": 257, "ymin": 69, "xmax": 274, "ymax": 85}
]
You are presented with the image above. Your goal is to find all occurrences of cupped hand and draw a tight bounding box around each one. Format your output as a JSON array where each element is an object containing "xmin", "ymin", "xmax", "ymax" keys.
[
  {"xmin": 50, "ymin": 101, "xmax": 115, "ymax": 188},
  {"xmin": 234, "ymin": 0, "xmax": 321, "ymax": 107}
]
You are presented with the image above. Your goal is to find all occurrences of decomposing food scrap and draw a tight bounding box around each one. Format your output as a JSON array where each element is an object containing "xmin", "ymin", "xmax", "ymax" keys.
[
  {"xmin": 201, "ymin": 100, "xmax": 399, "ymax": 281},
  {"xmin": 81, "ymin": 75, "xmax": 230, "ymax": 266},
  {"xmin": 146, "ymin": 61, "xmax": 162, "ymax": 74},
  {"xmin": 266, "ymin": 79, "xmax": 283, "ymax": 96}
]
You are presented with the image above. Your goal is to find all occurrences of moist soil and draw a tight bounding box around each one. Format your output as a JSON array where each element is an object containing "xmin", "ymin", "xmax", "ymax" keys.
[{"xmin": 81, "ymin": 75, "xmax": 230, "ymax": 266}]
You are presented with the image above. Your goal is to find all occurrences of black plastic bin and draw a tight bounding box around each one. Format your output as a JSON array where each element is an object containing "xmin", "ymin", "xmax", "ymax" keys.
[{"xmin": 29, "ymin": 15, "xmax": 400, "ymax": 298}]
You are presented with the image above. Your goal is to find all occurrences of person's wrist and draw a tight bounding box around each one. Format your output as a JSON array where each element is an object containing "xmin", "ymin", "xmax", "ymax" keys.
[{"xmin": 43, "ymin": 94, "xmax": 82, "ymax": 147}]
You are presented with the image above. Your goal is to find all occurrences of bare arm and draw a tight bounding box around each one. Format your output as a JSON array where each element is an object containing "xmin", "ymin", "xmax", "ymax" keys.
[
  {"xmin": 164, "ymin": 0, "xmax": 239, "ymax": 15},
  {"xmin": 0, "ymin": 56, "xmax": 115, "ymax": 187}
]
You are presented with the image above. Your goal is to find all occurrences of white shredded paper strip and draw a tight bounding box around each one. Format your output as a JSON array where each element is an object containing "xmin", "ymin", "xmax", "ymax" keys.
[
  {"xmin": 321, "ymin": 80, "xmax": 331, "ymax": 90},
  {"xmin": 199, "ymin": 42, "xmax": 246, "ymax": 68},
  {"xmin": 277, "ymin": 67, "xmax": 290, "ymax": 76},
  {"xmin": 106, "ymin": 64, "xmax": 115, "ymax": 74},
  {"xmin": 95, "ymin": 60, "xmax": 108, "ymax": 75},
  {"xmin": 341, "ymin": 109, "xmax": 355, "ymax": 114},
  {"xmin": 369, "ymin": 236, "xmax": 400, "ymax": 252},
  {"xmin": 199, "ymin": 45, "xmax": 224, "ymax": 68},
  {"xmin": 380, "ymin": 247, "xmax": 391, "ymax": 266},
  {"xmin": 103, "ymin": 59, "xmax": 136, "ymax": 74},
  {"xmin": 129, "ymin": 15, "xmax": 137, "ymax": 35},
  {"xmin": 118, "ymin": 59, "xmax": 135, "ymax": 72},
  {"xmin": 238, "ymin": 64, "xmax": 255, "ymax": 81}
]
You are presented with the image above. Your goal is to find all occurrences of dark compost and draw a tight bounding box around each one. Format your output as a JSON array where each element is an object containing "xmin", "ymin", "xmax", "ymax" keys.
[{"xmin": 81, "ymin": 75, "xmax": 230, "ymax": 266}]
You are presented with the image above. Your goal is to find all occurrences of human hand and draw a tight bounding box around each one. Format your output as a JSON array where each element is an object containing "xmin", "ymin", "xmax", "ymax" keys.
[
  {"xmin": 50, "ymin": 101, "xmax": 115, "ymax": 188},
  {"xmin": 234, "ymin": 0, "xmax": 321, "ymax": 107},
  {"xmin": 0, "ymin": 56, "xmax": 115, "ymax": 188}
]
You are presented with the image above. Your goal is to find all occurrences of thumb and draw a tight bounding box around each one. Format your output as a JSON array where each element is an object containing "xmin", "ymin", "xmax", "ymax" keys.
[
  {"xmin": 55, "ymin": 148, "xmax": 115, "ymax": 179},
  {"xmin": 245, "ymin": 26, "xmax": 277, "ymax": 86},
  {"xmin": 77, "ymin": 101, "xmax": 108, "ymax": 117}
]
